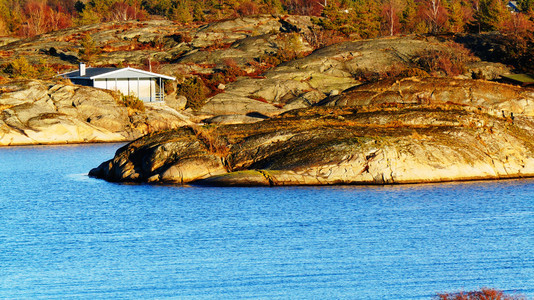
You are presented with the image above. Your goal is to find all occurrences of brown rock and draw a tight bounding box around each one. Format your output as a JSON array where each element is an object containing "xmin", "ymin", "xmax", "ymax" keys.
[{"xmin": 90, "ymin": 79, "xmax": 534, "ymax": 186}]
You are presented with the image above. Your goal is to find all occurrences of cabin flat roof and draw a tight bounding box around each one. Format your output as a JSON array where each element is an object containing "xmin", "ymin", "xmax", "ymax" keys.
[
  {"xmin": 60, "ymin": 67, "xmax": 175, "ymax": 80},
  {"xmin": 61, "ymin": 67, "xmax": 117, "ymax": 79}
]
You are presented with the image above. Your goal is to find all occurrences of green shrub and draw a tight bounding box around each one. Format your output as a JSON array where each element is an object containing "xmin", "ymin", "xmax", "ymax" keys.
[
  {"xmin": 177, "ymin": 76, "xmax": 209, "ymax": 110},
  {"xmin": 256, "ymin": 33, "xmax": 309, "ymax": 68},
  {"xmin": 118, "ymin": 94, "xmax": 145, "ymax": 112},
  {"xmin": 78, "ymin": 34, "xmax": 101, "ymax": 63},
  {"xmin": 36, "ymin": 59, "xmax": 55, "ymax": 79},
  {"xmin": 4, "ymin": 57, "xmax": 37, "ymax": 78}
]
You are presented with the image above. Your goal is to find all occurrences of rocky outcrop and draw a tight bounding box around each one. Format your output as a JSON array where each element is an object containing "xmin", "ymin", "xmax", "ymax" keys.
[
  {"xmin": 90, "ymin": 78, "xmax": 534, "ymax": 186},
  {"xmin": 319, "ymin": 77, "xmax": 534, "ymax": 117},
  {"xmin": 0, "ymin": 80, "xmax": 190, "ymax": 145},
  {"xmin": 196, "ymin": 36, "xmax": 510, "ymax": 118},
  {"xmin": 0, "ymin": 16, "xmax": 313, "ymax": 73},
  {"xmin": 1, "ymin": 15, "xmax": 515, "ymax": 129},
  {"xmin": 88, "ymin": 127, "xmax": 228, "ymax": 183},
  {"xmin": 1, "ymin": 16, "xmax": 511, "ymax": 122}
]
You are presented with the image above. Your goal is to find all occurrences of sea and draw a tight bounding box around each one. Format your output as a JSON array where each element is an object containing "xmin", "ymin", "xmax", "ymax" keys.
[{"xmin": 0, "ymin": 143, "xmax": 533, "ymax": 299}]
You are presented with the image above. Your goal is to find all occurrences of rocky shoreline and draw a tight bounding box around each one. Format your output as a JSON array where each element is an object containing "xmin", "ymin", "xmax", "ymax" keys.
[
  {"xmin": 88, "ymin": 78, "xmax": 534, "ymax": 186},
  {"xmin": 0, "ymin": 80, "xmax": 191, "ymax": 146},
  {"xmin": 2, "ymin": 17, "xmax": 534, "ymax": 185}
]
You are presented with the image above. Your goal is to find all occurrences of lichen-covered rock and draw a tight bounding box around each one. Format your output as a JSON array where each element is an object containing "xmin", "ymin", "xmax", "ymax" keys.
[
  {"xmin": 90, "ymin": 78, "xmax": 534, "ymax": 186},
  {"xmin": 318, "ymin": 77, "xmax": 534, "ymax": 117},
  {"xmin": 197, "ymin": 35, "xmax": 509, "ymax": 118},
  {"xmin": 89, "ymin": 127, "xmax": 228, "ymax": 183}
]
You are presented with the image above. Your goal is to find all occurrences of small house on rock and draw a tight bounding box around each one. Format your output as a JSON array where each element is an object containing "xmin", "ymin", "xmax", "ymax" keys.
[{"xmin": 61, "ymin": 63, "xmax": 175, "ymax": 102}]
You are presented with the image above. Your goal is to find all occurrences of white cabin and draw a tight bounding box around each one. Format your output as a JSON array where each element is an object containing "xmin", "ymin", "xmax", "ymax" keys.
[{"xmin": 61, "ymin": 63, "xmax": 175, "ymax": 102}]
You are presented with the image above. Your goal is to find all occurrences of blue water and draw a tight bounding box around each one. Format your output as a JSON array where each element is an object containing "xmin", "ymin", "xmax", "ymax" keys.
[{"xmin": 0, "ymin": 143, "xmax": 533, "ymax": 299}]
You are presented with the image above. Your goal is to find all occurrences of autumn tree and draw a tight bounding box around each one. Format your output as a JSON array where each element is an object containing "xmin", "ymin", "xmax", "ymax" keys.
[
  {"xmin": 285, "ymin": 0, "xmax": 323, "ymax": 15},
  {"xmin": 0, "ymin": 0, "xmax": 22, "ymax": 35},
  {"xmin": 77, "ymin": 0, "xmax": 147, "ymax": 24},
  {"xmin": 448, "ymin": 0, "xmax": 474, "ymax": 32},
  {"xmin": 418, "ymin": 0, "xmax": 449, "ymax": 34},
  {"xmin": 470, "ymin": 0, "xmax": 508, "ymax": 32},
  {"xmin": 381, "ymin": 0, "xmax": 406, "ymax": 35},
  {"xmin": 18, "ymin": 0, "xmax": 72, "ymax": 37},
  {"xmin": 502, "ymin": 11, "xmax": 534, "ymax": 33}
]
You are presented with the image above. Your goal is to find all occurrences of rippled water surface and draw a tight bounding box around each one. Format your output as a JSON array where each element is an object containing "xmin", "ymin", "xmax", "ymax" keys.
[{"xmin": 1, "ymin": 144, "xmax": 533, "ymax": 299}]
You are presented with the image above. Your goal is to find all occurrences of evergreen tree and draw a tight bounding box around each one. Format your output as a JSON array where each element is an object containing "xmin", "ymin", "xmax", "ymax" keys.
[
  {"xmin": 353, "ymin": 0, "xmax": 381, "ymax": 38},
  {"xmin": 78, "ymin": 34, "xmax": 101, "ymax": 63},
  {"xmin": 448, "ymin": 0, "xmax": 472, "ymax": 32},
  {"xmin": 171, "ymin": 1, "xmax": 193, "ymax": 23},
  {"xmin": 518, "ymin": 0, "xmax": 534, "ymax": 13},
  {"xmin": 141, "ymin": 0, "xmax": 173, "ymax": 16},
  {"xmin": 471, "ymin": 0, "xmax": 507, "ymax": 32},
  {"xmin": 399, "ymin": 0, "xmax": 418, "ymax": 32}
]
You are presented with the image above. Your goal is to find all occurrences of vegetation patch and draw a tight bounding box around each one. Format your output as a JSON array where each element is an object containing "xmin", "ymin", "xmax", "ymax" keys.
[
  {"xmin": 412, "ymin": 42, "xmax": 476, "ymax": 76},
  {"xmin": 118, "ymin": 94, "xmax": 145, "ymax": 112},
  {"xmin": 176, "ymin": 76, "xmax": 209, "ymax": 110},
  {"xmin": 2, "ymin": 57, "xmax": 55, "ymax": 79},
  {"xmin": 436, "ymin": 288, "xmax": 525, "ymax": 300},
  {"xmin": 191, "ymin": 124, "xmax": 229, "ymax": 156},
  {"xmin": 247, "ymin": 95, "xmax": 268, "ymax": 103}
]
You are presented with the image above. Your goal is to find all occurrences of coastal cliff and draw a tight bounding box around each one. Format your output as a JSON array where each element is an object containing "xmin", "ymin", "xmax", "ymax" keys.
[{"xmin": 89, "ymin": 78, "xmax": 534, "ymax": 186}]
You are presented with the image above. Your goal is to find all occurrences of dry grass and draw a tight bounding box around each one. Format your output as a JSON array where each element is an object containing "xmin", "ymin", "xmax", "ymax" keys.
[
  {"xmin": 191, "ymin": 125, "xmax": 230, "ymax": 156},
  {"xmin": 117, "ymin": 94, "xmax": 145, "ymax": 113}
]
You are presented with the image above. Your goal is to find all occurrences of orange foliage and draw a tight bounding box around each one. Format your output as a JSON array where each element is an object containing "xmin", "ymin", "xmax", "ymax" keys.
[
  {"xmin": 436, "ymin": 288, "xmax": 525, "ymax": 300},
  {"xmin": 417, "ymin": 0, "xmax": 449, "ymax": 34},
  {"xmin": 237, "ymin": 2, "xmax": 260, "ymax": 17},
  {"xmin": 248, "ymin": 95, "xmax": 268, "ymax": 103},
  {"xmin": 0, "ymin": 51, "xmax": 13, "ymax": 58},
  {"xmin": 18, "ymin": 1, "xmax": 72, "ymax": 37},
  {"xmin": 109, "ymin": 1, "xmax": 147, "ymax": 22},
  {"xmin": 501, "ymin": 12, "xmax": 534, "ymax": 34},
  {"xmin": 284, "ymin": 0, "xmax": 323, "ymax": 16}
]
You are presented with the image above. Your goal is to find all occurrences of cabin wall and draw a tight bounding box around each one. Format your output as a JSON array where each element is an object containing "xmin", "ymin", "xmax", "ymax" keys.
[{"xmin": 94, "ymin": 78, "xmax": 157, "ymax": 102}]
